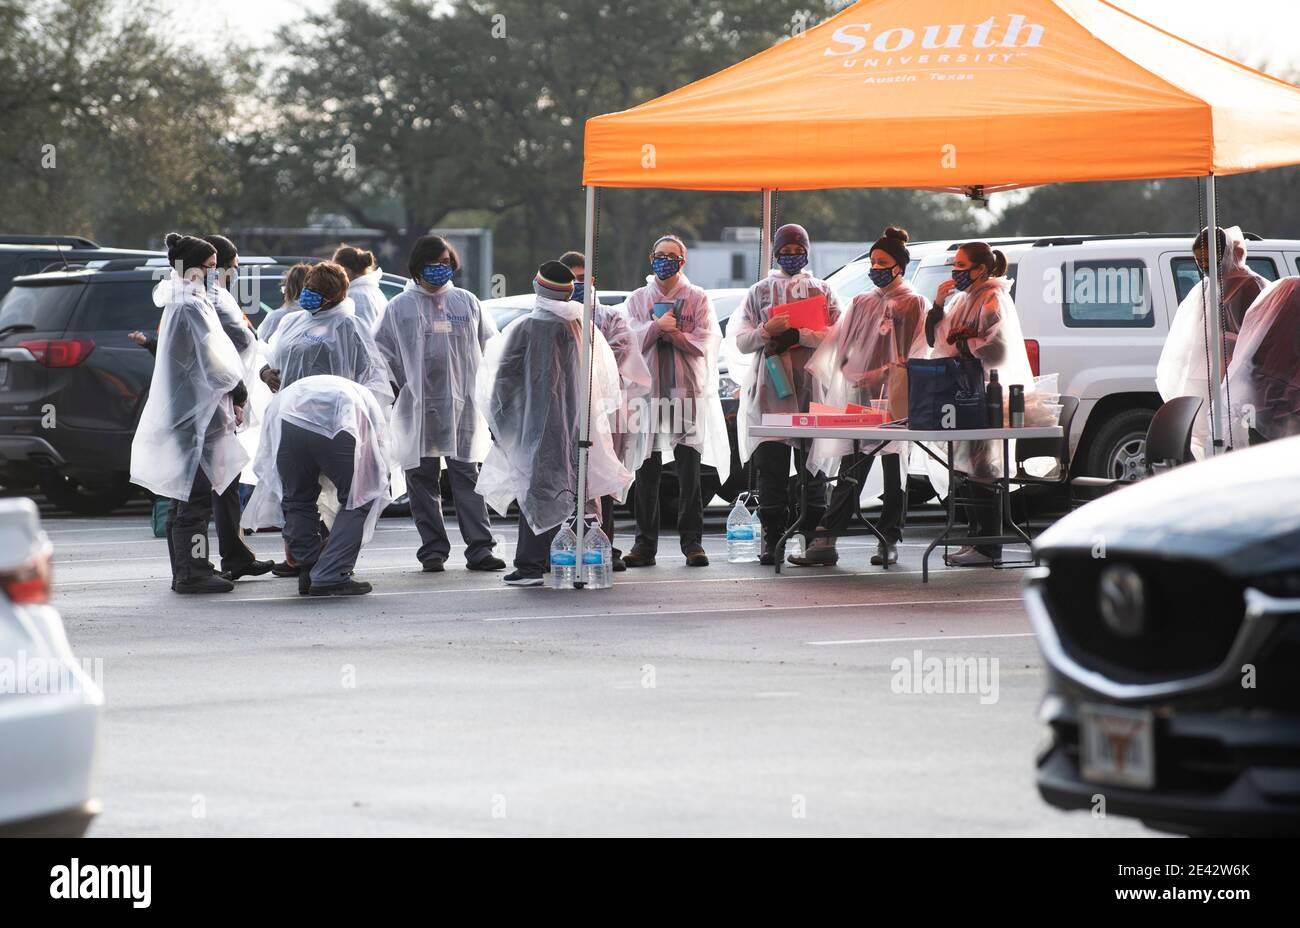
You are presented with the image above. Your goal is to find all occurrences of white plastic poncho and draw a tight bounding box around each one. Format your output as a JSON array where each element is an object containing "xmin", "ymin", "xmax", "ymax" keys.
[
  {"xmin": 475, "ymin": 297, "xmax": 632, "ymax": 535},
  {"xmin": 622, "ymin": 274, "xmax": 730, "ymax": 482},
  {"xmin": 594, "ymin": 300, "xmax": 652, "ymax": 471},
  {"xmin": 374, "ymin": 281, "xmax": 497, "ymax": 471},
  {"xmin": 210, "ymin": 284, "xmax": 273, "ymax": 482},
  {"xmin": 721, "ymin": 268, "xmax": 844, "ymax": 463},
  {"xmin": 267, "ymin": 298, "xmax": 394, "ymax": 407},
  {"xmin": 1156, "ymin": 226, "xmax": 1269, "ymax": 458},
  {"xmin": 258, "ymin": 299, "xmax": 302, "ymax": 342},
  {"xmin": 130, "ymin": 273, "xmax": 248, "ymax": 499},
  {"xmin": 347, "ymin": 268, "xmax": 389, "ymax": 334},
  {"xmin": 240, "ymin": 374, "xmax": 393, "ymax": 545},
  {"xmin": 806, "ymin": 279, "xmax": 929, "ymax": 476},
  {"xmin": 927, "ymin": 276, "xmax": 1035, "ymax": 483},
  {"xmin": 1226, "ymin": 277, "xmax": 1300, "ymax": 445}
]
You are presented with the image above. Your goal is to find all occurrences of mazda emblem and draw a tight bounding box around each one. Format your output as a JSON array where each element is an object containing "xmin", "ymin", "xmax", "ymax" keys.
[{"xmin": 1098, "ymin": 565, "xmax": 1146, "ymax": 638}]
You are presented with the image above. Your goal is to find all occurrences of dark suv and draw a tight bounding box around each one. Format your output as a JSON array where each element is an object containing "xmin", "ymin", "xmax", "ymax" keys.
[{"xmin": 0, "ymin": 236, "xmax": 160, "ymax": 302}]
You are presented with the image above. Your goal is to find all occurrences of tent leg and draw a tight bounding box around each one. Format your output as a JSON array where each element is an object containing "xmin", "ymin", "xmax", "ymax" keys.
[
  {"xmin": 760, "ymin": 188, "xmax": 773, "ymax": 275},
  {"xmin": 573, "ymin": 184, "xmax": 598, "ymax": 586},
  {"xmin": 1205, "ymin": 174, "xmax": 1225, "ymax": 456}
]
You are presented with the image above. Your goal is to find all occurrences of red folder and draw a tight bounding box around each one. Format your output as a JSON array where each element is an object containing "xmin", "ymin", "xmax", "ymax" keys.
[{"xmin": 774, "ymin": 294, "xmax": 829, "ymax": 330}]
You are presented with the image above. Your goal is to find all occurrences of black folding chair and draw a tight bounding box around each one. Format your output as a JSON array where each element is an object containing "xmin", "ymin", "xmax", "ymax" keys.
[
  {"xmin": 1070, "ymin": 395, "xmax": 1203, "ymax": 505},
  {"xmin": 1007, "ymin": 395, "xmax": 1080, "ymax": 534}
]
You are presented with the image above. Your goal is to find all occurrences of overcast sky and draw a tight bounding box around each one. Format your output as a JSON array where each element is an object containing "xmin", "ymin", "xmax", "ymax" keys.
[{"xmin": 170, "ymin": 0, "xmax": 1300, "ymax": 73}]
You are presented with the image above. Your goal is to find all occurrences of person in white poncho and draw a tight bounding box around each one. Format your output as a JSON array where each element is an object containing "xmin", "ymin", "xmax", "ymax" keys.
[
  {"xmin": 475, "ymin": 261, "xmax": 632, "ymax": 586},
  {"xmin": 129, "ymin": 233, "xmax": 251, "ymax": 594},
  {"xmin": 241, "ymin": 375, "xmax": 392, "ymax": 596},
  {"xmin": 257, "ymin": 262, "xmax": 309, "ymax": 342},
  {"xmin": 1225, "ymin": 277, "xmax": 1300, "ymax": 447},
  {"xmin": 797, "ymin": 227, "xmax": 928, "ymax": 569},
  {"xmin": 620, "ymin": 235, "xmax": 730, "ymax": 569},
  {"xmin": 374, "ymin": 235, "xmax": 505, "ymax": 573},
  {"xmin": 1156, "ymin": 226, "xmax": 1269, "ymax": 459},
  {"xmin": 333, "ymin": 244, "xmax": 389, "ymax": 333},
  {"xmin": 926, "ymin": 241, "xmax": 1035, "ymax": 567},
  {"xmin": 722, "ymin": 223, "xmax": 842, "ymax": 565}
]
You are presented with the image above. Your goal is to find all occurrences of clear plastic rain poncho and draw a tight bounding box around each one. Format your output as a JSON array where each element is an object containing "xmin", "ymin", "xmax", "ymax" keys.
[
  {"xmin": 1156, "ymin": 226, "xmax": 1269, "ymax": 458},
  {"xmin": 130, "ymin": 272, "xmax": 248, "ymax": 499},
  {"xmin": 475, "ymin": 297, "xmax": 633, "ymax": 535},
  {"xmin": 347, "ymin": 268, "xmax": 389, "ymax": 334},
  {"xmin": 806, "ymin": 279, "xmax": 929, "ymax": 476},
  {"xmin": 210, "ymin": 283, "xmax": 272, "ymax": 481},
  {"xmin": 374, "ymin": 281, "xmax": 497, "ymax": 471},
  {"xmin": 623, "ymin": 274, "xmax": 731, "ymax": 482},
  {"xmin": 721, "ymin": 268, "xmax": 844, "ymax": 462},
  {"xmin": 927, "ymin": 275, "xmax": 1035, "ymax": 482},
  {"xmin": 267, "ymin": 297, "xmax": 394, "ymax": 407},
  {"xmin": 240, "ymin": 374, "xmax": 394, "ymax": 544},
  {"xmin": 1226, "ymin": 278, "xmax": 1300, "ymax": 444},
  {"xmin": 257, "ymin": 299, "xmax": 302, "ymax": 342},
  {"xmin": 594, "ymin": 299, "xmax": 653, "ymax": 471}
]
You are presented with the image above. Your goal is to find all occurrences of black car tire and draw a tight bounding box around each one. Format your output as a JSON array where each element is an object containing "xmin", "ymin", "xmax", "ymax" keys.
[
  {"xmin": 1081, "ymin": 407, "xmax": 1155, "ymax": 481},
  {"xmin": 39, "ymin": 471, "xmax": 135, "ymax": 515}
]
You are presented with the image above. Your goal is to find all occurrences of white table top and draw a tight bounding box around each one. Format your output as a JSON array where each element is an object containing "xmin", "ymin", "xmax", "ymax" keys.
[{"xmin": 749, "ymin": 424, "xmax": 1063, "ymax": 442}]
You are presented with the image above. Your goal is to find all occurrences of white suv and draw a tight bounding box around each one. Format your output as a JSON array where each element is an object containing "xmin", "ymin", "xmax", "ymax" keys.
[{"xmin": 838, "ymin": 234, "xmax": 1300, "ymax": 480}]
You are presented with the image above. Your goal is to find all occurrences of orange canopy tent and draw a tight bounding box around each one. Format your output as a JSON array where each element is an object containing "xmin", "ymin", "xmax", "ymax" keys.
[
  {"xmin": 568, "ymin": 0, "xmax": 1300, "ymax": 566},
  {"xmin": 582, "ymin": 0, "xmax": 1300, "ymax": 192}
]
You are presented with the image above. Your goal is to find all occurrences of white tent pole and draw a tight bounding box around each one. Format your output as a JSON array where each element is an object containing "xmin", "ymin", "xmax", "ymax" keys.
[
  {"xmin": 760, "ymin": 188, "xmax": 773, "ymax": 274},
  {"xmin": 1205, "ymin": 174, "xmax": 1225, "ymax": 456},
  {"xmin": 573, "ymin": 184, "xmax": 597, "ymax": 585}
]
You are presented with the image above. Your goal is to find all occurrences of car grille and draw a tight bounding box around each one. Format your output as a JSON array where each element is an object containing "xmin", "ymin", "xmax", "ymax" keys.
[{"xmin": 1042, "ymin": 554, "xmax": 1246, "ymax": 684}]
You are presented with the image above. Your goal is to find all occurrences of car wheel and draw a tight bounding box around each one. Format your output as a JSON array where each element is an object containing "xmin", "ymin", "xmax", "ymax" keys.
[
  {"xmin": 1081, "ymin": 408, "xmax": 1154, "ymax": 482},
  {"xmin": 38, "ymin": 471, "xmax": 135, "ymax": 515}
]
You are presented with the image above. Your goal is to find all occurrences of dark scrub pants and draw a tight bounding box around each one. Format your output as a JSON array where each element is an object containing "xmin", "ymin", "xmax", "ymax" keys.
[
  {"xmin": 751, "ymin": 440, "xmax": 825, "ymax": 554},
  {"xmin": 405, "ymin": 457, "xmax": 497, "ymax": 567},
  {"xmin": 277, "ymin": 423, "xmax": 372, "ymax": 587},
  {"xmin": 814, "ymin": 452, "xmax": 907, "ymax": 542},
  {"xmin": 631, "ymin": 444, "xmax": 704, "ymax": 555}
]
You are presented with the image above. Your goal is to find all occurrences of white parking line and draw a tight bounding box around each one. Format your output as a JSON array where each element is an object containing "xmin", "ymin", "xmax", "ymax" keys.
[
  {"xmin": 807, "ymin": 631, "xmax": 1034, "ymax": 646},
  {"xmin": 479, "ymin": 596, "xmax": 1025, "ymax": 622}
]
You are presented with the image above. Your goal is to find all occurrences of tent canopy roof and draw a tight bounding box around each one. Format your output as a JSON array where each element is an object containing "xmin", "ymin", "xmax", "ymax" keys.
[{"xmin": 582, "ymin": 0, "xmax": 1300, "ymax": 192}]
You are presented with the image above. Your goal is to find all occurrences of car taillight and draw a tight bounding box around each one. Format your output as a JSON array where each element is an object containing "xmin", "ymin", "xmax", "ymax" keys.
[
  {"xmin": 0, "ymin": 543, "xmax": 52, "ymax": 604},
  {"xmin": 1024, "ymin": 338, "xmax": 1040, "ymax": 377},
  {"xmin": 18, "ymin": 338, "xmax": 95, "ymax": 367}
]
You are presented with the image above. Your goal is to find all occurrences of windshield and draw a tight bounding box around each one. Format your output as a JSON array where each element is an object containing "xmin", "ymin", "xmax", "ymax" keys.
[
  {"xmin": 0, "ymin": 283, "xmax": 83, "ymax": 335},
  {"xmin": 826, "ymin": 257, "xmax": 923, "ymax": 304}
]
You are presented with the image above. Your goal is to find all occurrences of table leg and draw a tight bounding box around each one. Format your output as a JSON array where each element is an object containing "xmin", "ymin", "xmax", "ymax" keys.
[
  {"xmin": 921, "ymin": 440, "xmax": 960, "ymax": 583},
  {"xmin": 774, "ymin": 440, "xmax": 806, "ymax": 576}
]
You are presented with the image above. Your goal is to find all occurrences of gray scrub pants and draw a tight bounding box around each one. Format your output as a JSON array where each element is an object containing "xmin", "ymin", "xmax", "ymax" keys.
[
  {"xmin": 278, "ymin": 423, "xmax": 372, "ymax": 587},
  {"xmin": 405, "ymin": 456, "xmax": 497, "ymax": 567}
]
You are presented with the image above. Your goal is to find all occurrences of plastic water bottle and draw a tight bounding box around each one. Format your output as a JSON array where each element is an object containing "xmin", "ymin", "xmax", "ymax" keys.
[
  {"xmin": 726, "ymin": 495, "xmax": 761, "ymax": 563},
  {"xmin": 581, "ymin": 522, "xmax": 613, "ymax": 590},
  {"xmin": 549, "ymin": 522, "xmax": 578, "ymax": 590}
]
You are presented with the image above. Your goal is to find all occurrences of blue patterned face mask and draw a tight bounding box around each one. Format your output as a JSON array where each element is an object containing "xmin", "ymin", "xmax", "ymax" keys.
[
  {"xmin": 952, "ymin": 268, "xmax": 975, "ymax": 291},
  {"xmin": 868, "ymin": 266, "xmax": 898, "ymax": 289},
  {"xmin": 204, "ymin": 268, "xmax": 221, "ymax": 292},
  {"xmin": 651, "ymin": 255, "xmax": 683, "ymax": 281},
  {"xmin": 571, "ymin": 282, "xmax": 586, "ymax": 304},
  {"xmin": 777, "ymin": 252, "xmax": 808, "ymax": 276},
  {"xmin": 299, "ymin": 287, "xmax": 325, "ymax": 312},
  {"xmin": 422, "ymin": 263, "xmax": 454, "ymax": 287}
]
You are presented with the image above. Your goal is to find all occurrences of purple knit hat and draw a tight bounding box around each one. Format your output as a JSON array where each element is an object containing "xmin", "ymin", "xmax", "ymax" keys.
[{"xmin": 773, "ymin": 223, "xmax": 810, "ymax": 254}]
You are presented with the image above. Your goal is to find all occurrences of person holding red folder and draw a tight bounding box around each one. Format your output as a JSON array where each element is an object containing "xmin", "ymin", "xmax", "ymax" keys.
[{"xmin": 722, "ymin": 223, "xmax": 842, "ymax": 564}]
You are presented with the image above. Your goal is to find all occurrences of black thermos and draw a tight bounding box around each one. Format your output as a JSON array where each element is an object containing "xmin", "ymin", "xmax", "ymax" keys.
[
  {"xmin": 1009, "ymin": 384, "xmax": 1025, "ymax": 428},
  {"xmin": 985, "ymin": 369, "xmax": 1003, "ymax": 428}
]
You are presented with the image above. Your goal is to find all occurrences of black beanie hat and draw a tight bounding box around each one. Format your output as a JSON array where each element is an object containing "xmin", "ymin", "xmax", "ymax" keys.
[{"xmin": 870, "ymin": 226, "xmax": 910, "ymax": 269}]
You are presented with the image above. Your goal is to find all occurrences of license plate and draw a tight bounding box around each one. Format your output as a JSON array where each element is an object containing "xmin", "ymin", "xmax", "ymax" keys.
[{"xmin": 1079, "ymin": 703, "xmax": 1155, "ymax": 789}]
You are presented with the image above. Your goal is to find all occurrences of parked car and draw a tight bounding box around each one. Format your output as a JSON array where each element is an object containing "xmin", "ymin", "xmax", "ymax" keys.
[
  {"xmin": 0, "ymin": 236, "xmax": 160, "ymax": 302},
  {"xmin": 904, "ymin": 233, "xmax": 1300, "ymax": 482},
  {"xmin": 1027, "ymin": 436, "xmax": 1300, "ymax": 836},
  {"xmin": 824, "ymin": 237, "xmax": 1038, "ymax": 303},
  {"xmin": 0, "ymin": 497, "xmax": 102, "ymax": 837}
]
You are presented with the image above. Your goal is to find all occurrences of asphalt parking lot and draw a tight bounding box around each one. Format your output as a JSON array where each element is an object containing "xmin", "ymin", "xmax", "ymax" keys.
[{"xmin": 43, "ymin": 499, "xmax": 1154, "ymax": 837}]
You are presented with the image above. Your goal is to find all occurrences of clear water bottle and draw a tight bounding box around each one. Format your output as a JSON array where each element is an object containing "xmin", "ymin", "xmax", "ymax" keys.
[
  {"xmin": 726, "ymin": 494, "xmax": 761, "ymax": 563},
  {"xmin": 549, "ymin": 522, "xmax": 578, "ymax": 590},
  {"xmin": 581, "ymin": 521, "xmax": 613, "ymax": 590}
]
